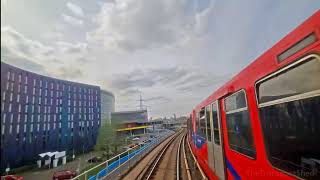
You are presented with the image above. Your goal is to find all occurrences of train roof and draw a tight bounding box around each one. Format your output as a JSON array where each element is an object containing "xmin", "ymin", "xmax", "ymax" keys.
[{"xmin": 194, "ymin": 10, "xmax": 320, "ymax": 111}]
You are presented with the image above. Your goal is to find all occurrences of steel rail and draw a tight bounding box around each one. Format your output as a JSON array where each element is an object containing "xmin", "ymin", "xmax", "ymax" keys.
[
  {"xmin": 139, "ymin": 130, "xmax": 184, "ymax": 180},
  {"xmin": 186, "ymin": 135, "xmax": 208, "ymax": 180},
  {"xmin": 176, "ymin": 131, "xmax": 186, "ymax": 180},
  {"xmin": 182, "ymin": 134, "xmax": 192, "ymax": 180}
]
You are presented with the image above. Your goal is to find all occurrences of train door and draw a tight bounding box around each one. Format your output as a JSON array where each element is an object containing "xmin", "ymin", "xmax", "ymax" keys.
[
  {"xmin": 212, "ymin": 101, "xmax": 225, "ymax": 180},
  {"xmin": 205, "ymin": 105, "xmax": 215, "ymax": 171}
]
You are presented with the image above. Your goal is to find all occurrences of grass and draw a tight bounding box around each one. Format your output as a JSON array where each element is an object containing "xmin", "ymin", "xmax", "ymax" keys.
[{"xmin": 2, "ymin": 164, "xmax": 37, "ymax": 175}]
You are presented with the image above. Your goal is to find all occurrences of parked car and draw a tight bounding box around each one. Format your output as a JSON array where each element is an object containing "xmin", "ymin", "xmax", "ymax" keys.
[
  {"xmin": 1, "ymin": 175, "xmax": 24, "ymax": 180},
  {"xmin": 87, "ymin": 156, "xmax": 102, "ymax": 163},
  {"xmin": 52, "ymin": 170, "xmax": 77, "ymax": 180},
  {"xmin": 128, "ymin": 144, "xmax": 137, "ymax": 148}
]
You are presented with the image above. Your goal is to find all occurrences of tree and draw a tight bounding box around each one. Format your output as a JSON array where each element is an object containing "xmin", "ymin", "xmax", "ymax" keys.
[{"xmin": 95, "ymin": 120, "xmax": 125, "ymax": 159}]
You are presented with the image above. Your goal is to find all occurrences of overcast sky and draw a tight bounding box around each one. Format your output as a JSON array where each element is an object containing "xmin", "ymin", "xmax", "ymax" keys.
[{"xmin": 1, "ymin": 0, "xmax": 319, "ymax": 118}]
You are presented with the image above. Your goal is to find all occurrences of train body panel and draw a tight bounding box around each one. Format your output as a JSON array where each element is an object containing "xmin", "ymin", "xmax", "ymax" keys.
[{"xmin": 187, "ymin": 10, "xmax": 320, "ymax": 180}]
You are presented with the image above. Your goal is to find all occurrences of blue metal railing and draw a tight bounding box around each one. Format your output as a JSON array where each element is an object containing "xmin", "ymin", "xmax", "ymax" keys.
[{"xmin": 72, "ymin": 130, "xmax": 173, "ymax": 180}]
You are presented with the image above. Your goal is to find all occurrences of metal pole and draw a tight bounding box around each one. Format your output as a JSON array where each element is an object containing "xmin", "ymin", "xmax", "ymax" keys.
[
  {"xmin": 84, "ymin": 171, "xmax": 87, "ymax": 180},
  {"xmin": 127, "ymin": 150, "xmax": 130, "ymax": 169}
]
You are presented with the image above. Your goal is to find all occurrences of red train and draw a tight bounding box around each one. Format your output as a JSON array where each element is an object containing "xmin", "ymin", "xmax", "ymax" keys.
[{"xmin": 187, "ymin": 11, "xmax": 320, "ymax": 180}]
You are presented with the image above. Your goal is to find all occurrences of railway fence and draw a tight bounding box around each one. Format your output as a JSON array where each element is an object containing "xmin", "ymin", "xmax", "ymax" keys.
[{"xmin": 71, "ymin": 130, "xmax": 175, "ymax": 180}]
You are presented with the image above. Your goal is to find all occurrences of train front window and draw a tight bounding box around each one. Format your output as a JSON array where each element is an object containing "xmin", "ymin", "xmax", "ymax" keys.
[
  {"xmin": 225, "ymin": 90, "xmax": 256, "ymax": 158},
  {"xmin": 257, "ymin": 56, "xmax": 320, "ymax": 180}
]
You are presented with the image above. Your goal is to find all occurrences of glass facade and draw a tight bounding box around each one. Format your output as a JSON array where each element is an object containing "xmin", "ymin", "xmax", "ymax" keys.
[
  {"xmin": 100, "ymin": 90, "xmax": 115, "ymax": 124},
  {"xmin": 1, "ymin": 62, "xmax": 101, "ymax": 171},
  {"xmin": 111, "ymin": 110, "xmax": 148, "ymax": 124}
]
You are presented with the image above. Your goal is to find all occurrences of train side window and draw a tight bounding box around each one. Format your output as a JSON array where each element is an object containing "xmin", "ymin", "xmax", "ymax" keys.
[
  {"xmin": 196, "ymin": 112, "xmax": 200, "ymax": 137},
  {"xmin": 199, "ymin": 108, "xmax": 206, "ymax": 139},
  {"xmin": 225, "ymin": 90, "xmax": 256, "ymax": 158},
  {"xmin": 205, "ymin": 106, "xmax": 212, "ymax": 142},
  {"xmin": 212, "ymin": 102, "xmax": 220, "ymax": 145},
  {"xmin": 256, "ymin": 55, "xmax": 320, "ymax": 179}
]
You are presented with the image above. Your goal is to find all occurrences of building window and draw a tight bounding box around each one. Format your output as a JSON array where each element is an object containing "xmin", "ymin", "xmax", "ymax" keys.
[
  {"xmin": 2, "ymin": 91, "xmax": 6, "ymax": 101},
  {"xmin": 7, "ymin": 71, "xmax": 10, "ymax": 80},
  {"xmin": 16, "ymin": 124, "xmax": 20, "ymax": 133},
  {"xmin": 9, "ymin": 125, "xmax": 12, "ymax": 134},
  {"xmin": 11, "ymin": 73, "xmax": 15, "ymax": 81},
  {"xmin": 1, "ymin": 125, "xmax": 5, "ymax": 135},
  {"xmin": 256, "ymin": 56, "xmax": 320, "ymax": 179},
  {"xmin": 10, "ymin": 114, "xmax": 13, "ymax": 123},
  {"xmin": 225, "ymin": 90, "xmax": 255, "ymax": 158},
  {"xmin": 3, "ymin": 113, "xmax": 6, "ymax": 123}
]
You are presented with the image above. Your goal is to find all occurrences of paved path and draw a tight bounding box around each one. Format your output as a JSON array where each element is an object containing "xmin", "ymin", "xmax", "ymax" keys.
[{"xmin": 18, "ymin": 153, "xmax": 98, "ymax": 180}]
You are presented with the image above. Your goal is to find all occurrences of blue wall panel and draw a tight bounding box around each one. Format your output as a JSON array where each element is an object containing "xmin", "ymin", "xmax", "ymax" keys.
[{"xmin": 1, "ymin": 62, "xmax": 102, "ymax": 172}]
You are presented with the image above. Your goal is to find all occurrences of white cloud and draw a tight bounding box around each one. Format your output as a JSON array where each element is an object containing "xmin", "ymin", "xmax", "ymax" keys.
[
  {"xmin": 1, "ymin": 26, "xmax": 54, "ymax": 62},
  {"xmin": 66, "ymin": 2, "xmax": 84, "ymax": 17},
  {"xmin": 55, "ymin": 41, "xmax": 88, "ymax": 53},
  {"xmin": 62, "ymin": 14, "xmax": 83, "ymax": 26},
  {"xmin": 1, "ymin": 26, "xmax": 88, "ymax": 80},
  {"xmin": 87, "ymin": 0, "xmax": 211, "ymax": 51},
  {"xmin": 2, "ymin": 0, "xmax": 319, "ymax": 118}
]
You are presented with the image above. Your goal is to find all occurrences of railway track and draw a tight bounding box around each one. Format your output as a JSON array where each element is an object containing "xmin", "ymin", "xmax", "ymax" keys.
[
  {"xmin": 121, "ymin": 129, "xmax": 189, "ymax": 180},
  {"xmin": 143, "ymin": 130, "xmax": 185, "ymax": 180}
]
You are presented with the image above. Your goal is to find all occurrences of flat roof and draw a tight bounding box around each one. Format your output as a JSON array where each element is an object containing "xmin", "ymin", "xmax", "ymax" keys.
[
  {"xmin": 112, "ymin": 109, "xmax": 147, "ymax": 115},
  {"xmin": 116, "ymin": 125, "xmax": 148, "ymax": 132},
  {"xmin": 1, "ymin": 62, "xmax": 100, "ymax": 88},
  {"xmin": 101, "ymin": 89, "xmax": 115, "ymax": 97}
]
